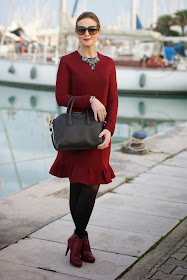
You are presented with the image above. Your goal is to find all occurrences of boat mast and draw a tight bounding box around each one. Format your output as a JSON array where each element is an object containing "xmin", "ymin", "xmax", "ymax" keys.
[
  {"xmin": 0, "ymin": 0, "xmax": 14, "ymax": 46},
  {"xmin": 35, "ymin": 0, "xmax": 39, "ymax": 22},
  {"xmin": 72, "ymin": 0, "xmax": 79, "ymax": 18},
  {"xmin": 142, "ymin": 0, "xmax": 146, "ymax": 28},
  {"xmin": 170, "ymin": 0, "xmax": 177, "ymax": 15},
  {"xmin": 130, "ymin": 0, "xmax": 137, "ymax": 54},
  {"xmin": 153, "ymin": 0, "xmax": 157, "ymax": 28},
  {"xmin": 59, "ymin": 0, "xmax": 67, "ymax": 53},
  {"xmin": 131, "ymin": 0, "xmax": 137, "ymax": 30},
  {"xmin": 59, "ymin": 0, "xmax": 66, "ymax": 34},
  {"xmin": 180, "ymin": 0, "xmax": 184, "ymax": 9},
  {"xmin": 161, "ymin": 0, "xmax": 167, "ymax": 14}
]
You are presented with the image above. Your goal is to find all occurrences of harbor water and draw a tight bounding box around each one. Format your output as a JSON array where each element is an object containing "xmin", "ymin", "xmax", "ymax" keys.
[{"xmin": 0, "ymin": 85, "xmax": 187, "ymax": 199}]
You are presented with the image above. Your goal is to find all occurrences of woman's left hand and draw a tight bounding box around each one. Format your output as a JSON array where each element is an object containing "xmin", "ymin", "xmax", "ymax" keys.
[{"xmin": 97, "ymin": 129, "xmax": 111, "ymax": 149}]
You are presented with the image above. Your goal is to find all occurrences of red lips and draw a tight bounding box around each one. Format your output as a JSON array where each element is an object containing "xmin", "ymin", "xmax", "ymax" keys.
[{"xmin": 84, "ymin": 39, "xmax": 90, "ymax": 41}]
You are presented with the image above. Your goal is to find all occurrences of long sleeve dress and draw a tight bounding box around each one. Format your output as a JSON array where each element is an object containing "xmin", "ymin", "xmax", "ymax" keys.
[{"xmin": 49, "ymin": 50, "xmax": 118, "ymax": 185}]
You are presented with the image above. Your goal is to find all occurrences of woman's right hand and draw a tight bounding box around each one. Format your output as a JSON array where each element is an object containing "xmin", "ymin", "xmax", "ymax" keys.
[{"xmin": 91, "ymin": 98, "xmax": 107, "ymax": 122}]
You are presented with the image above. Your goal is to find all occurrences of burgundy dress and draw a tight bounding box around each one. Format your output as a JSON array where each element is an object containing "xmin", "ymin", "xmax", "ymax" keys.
[{"xmin": 49, "ymin": 50, "xmax": 118, "ymax": 185}]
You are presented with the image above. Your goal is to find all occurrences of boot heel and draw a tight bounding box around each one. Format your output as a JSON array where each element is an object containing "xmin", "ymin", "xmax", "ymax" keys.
[{"xmin": 65, "ymin": 245, "xmax": 70, "ymax": 256}]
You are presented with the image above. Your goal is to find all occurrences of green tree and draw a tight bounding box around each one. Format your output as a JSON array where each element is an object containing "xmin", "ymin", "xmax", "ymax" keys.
[
  {"xmin": 174, "ymin": 10, "xmax": 187, "ymax": 36},
  {"xmin": 154, "ymin": 15, "xmax": 175, "ymax": 36}
]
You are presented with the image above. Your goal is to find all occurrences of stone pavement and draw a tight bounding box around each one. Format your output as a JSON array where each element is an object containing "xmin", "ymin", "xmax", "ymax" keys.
[
  {"xmin": 0, "ymin": 122, "xmax": 187, "ymax": 280},
  {"xmin": 119, "ymin": 217, "xmax": 187, "ymax": 280},
  {"xmin": 149, "ymin": 237, "xmax": 187, "ymax": 280}
]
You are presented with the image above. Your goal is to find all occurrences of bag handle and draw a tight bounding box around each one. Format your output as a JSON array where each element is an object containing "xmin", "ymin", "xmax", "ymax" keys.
[
  {"xmin": 67, "ymin": 96, "xmax": 91, "ymax": 126},
  {"xmin": 66, "ymin": 96, "xmax": 87, "ymax": 114},
  {"xmin": 66, "ymin": 96, "xmax": 77, "ymax": 113},
  {"xmin": 67, "ymin": 96, "xmax": 78, "ymax": 125}
]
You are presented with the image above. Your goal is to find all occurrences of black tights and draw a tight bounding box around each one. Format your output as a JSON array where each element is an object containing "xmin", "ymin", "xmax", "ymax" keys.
[{"xmin": 69, "ymin": 182, "xmax": 100, "ymax": 239}]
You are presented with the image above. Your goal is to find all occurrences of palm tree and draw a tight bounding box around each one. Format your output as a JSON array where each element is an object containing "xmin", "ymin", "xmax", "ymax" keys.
[
  {"xmin": 174, "ymin": 10, "xmax": 187, "ymax": 36},
  {"xmin": 155, "ymin": 15, "xmax": 174, "ymax": 36}
]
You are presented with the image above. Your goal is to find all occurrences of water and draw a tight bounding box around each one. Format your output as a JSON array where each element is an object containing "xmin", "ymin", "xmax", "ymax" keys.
[{"xmin": 0, "ymin": 85, "xmax": 187, "ymax": 199}]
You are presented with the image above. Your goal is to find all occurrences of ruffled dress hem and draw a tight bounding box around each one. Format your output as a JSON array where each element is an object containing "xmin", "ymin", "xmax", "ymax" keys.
[{"xmin": 49, "ymin": 162, "xmax": 115, "ymax": 185}]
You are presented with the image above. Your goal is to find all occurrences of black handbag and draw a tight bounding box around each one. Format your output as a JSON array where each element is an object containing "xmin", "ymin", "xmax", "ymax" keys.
[{"xmin": 49, "ymin": 96, "xmax": 104, "ymax": 151}]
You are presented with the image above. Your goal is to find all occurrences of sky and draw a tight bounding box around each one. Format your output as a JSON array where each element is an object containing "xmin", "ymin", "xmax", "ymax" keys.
[{"xmin": 0, "ymin": 0, "xmax": 187, "ymax": 30}]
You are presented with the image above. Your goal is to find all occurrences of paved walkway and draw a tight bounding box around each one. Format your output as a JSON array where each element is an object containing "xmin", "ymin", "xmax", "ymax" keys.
[
  {"xmin": 148, "ymin": 236, "xmax": 187, "ymax": 280},
  {"xmin": 0, "ymin": 123, "xmax": 187, "ymax": 280},
  {"xmin": 120, "ymin": 216, "xmax": 187, "ymax": 280}
]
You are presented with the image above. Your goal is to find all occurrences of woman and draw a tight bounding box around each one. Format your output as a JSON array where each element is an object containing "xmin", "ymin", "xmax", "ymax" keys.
[{"xmin": 49, "ymin": 11, "xmax": 118, "ymax": 267}]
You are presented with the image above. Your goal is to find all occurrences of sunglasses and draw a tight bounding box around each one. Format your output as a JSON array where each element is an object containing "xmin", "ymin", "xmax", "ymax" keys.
[{"xmin": 76, "ymin": 26, "xmax": 100, "ymax": 35}]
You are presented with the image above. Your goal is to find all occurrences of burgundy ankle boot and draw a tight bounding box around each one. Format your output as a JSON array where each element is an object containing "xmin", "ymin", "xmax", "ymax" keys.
[
  {"xmin": 80, "ymin": 233, "xmax": 95, "ymax": 263},
  {"xmin": 65, "ymin": 233, "xmax": 83, "ymax": 267}
]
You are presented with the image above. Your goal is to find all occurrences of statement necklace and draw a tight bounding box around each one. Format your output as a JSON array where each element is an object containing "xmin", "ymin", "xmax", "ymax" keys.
[{"xmin": 81, "ymin": 52, "xmax": 100, "ymax": 70}]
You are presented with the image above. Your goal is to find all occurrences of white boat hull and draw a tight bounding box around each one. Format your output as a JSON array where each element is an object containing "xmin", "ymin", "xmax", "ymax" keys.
[
  {"xmin": 0, "ymin": 59, "xmax": 187, "ymax": 95},
  {"xmin": 117, "ymin": 67, "xmax": 187, "ymax": 94}
]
